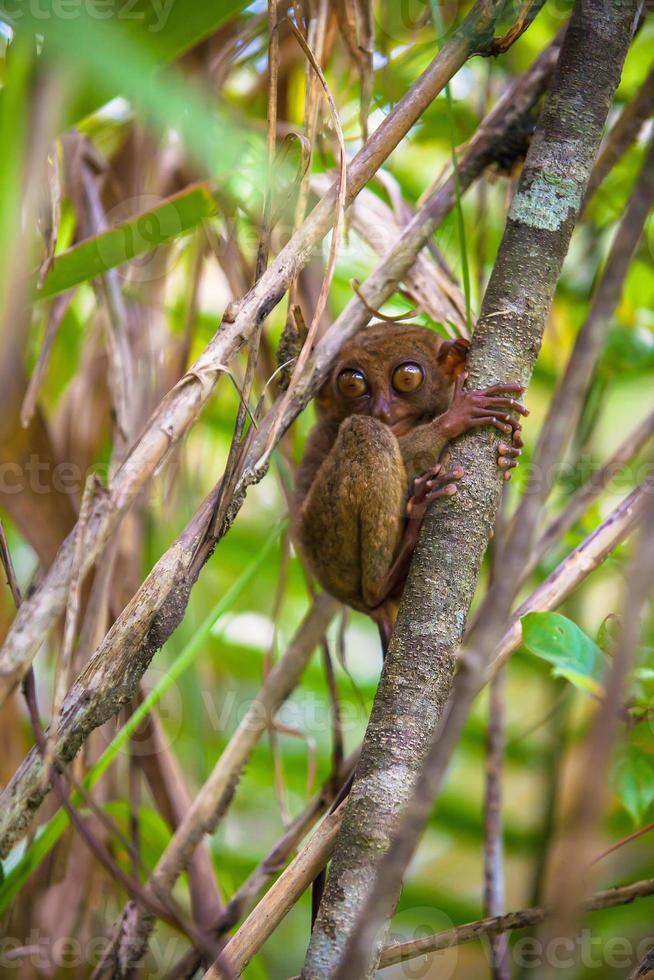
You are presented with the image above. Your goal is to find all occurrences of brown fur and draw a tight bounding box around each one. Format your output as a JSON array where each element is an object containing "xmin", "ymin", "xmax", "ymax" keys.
[{"xmin": 293, "ymin": 324, "xmax": 467, "ymax": 619}]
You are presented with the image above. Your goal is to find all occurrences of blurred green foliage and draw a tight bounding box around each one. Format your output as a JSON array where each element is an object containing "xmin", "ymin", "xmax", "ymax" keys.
[{"xmin": 0, "ymin": 1, "xmax": 653, "ymax": 978}]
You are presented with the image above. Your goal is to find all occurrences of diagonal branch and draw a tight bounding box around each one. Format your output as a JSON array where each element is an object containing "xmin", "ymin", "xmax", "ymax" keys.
[
  {"xmin": 92, "ymin": 593, "xmax": 338, "ymax": 978},
  {"xmin": 377, "ymin": 877, "xmax": 654, "ymax": 970},
  {"xmin": 0, "ymin": 0, "xmax": 508, "ymax": 708}
]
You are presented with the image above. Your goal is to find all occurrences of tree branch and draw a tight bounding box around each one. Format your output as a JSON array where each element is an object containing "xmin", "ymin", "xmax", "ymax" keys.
[
  {"xmin": 92, "ymin": 593, "xmax": 337, "ymax": 978},
  {"xmin": 302, "ymin": 0, "xmax": 641, "ymax": 974},
  {"xmin": 0, "ymin": 0, "xmax": 508, "ymax": 708},
  {"xmin": 0, "ymin": 31, "xmax": 561, "ymax": 856},
  {"xmin": 377, "ymin": 877, "xmax": 654, "ymax": 969}
]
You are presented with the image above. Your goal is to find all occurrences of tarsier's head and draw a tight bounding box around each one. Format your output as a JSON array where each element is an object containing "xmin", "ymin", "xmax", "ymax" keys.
[{"xmin": 317, "ymin": 322, "xmax": 469, "ymax": 435}]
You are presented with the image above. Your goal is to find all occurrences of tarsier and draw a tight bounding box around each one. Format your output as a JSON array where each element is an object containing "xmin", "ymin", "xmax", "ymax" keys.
[{"xmin": 293, "ymin": 323, "xmax": 527, "ymax": 653}]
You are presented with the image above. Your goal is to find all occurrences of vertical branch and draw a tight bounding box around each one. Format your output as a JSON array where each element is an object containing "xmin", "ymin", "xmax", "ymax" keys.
[
  {"xmin": 484, "ymin": 671, "xmax": 510, "ymax": 980},
  {"xmin": 44, "ymin": 475, "xmax": 96, "ymax": 779},
  {"xmin": 302, "ymin": 0, "xmax": 640, "ymax": 975},
  {"xmin": 210, "ymin": 1, "xmax": 280, "ymax": 539},
  {"xmin": 0, "ymin": 522, "xmax": 23, "ymax": 608},
  {"xmin": 493, "ymin": 128, "xmax": 654, "ymax": 594},
  {"xmin": 483, "ymin": 494, "xmax": 510, "ymax": 980}
]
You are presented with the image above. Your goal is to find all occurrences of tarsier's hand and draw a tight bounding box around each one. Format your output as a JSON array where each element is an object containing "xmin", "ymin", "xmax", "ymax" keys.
[
  {"xmin": 441, "ymin": 372, "xmax": 528, "ymax": 481},
  {"xmin": 406, "ymin": 462, "xmax": 464, "ymax": 521}
]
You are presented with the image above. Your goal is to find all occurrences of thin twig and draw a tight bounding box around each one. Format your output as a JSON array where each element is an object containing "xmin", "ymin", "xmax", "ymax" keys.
[
  {"xmin": 0, "ymin": 520, "xmax": 23, "ymax": 607},
  {"xmin": 205, "ymin": 803, "xmax": 348, "ymax": 979},
  {"xmin": 95, "ymin": 594, "xmax": 338, "ymax": 977},
  {"xmin": 208, "ymin": 0, "xmax": 281, "ymax": 542},
  {"xmin": 166, "ymin": 750, "xmax": 360, "ymax": 980},
  {"xmin": 263, "ymin": 13, "xmax": 348, "ymax": 460},
  {"xmin": 529, "ymin": 406, "xmax": 654, "ymax": 575},
  {"xmin": 376, "ymin": 877, "xmax": 654, "ymax": 968},
  {"xmin": 20, "ymin": 290, "xmax": 75, "ymax": 427},
  {"xmin": 592, "ymin": 819, "xmax": 654, "ymax": 867},
  {"xmin": 43, "ymin": 473, "xmax": 96, "ymax": 785},
  {"xmin": 584, "ymin": 61, "xmax": 654, "ymax": 205},
  {"xmin": 484, "ymin": 671, "xmax": 510, "ymax": 980}
]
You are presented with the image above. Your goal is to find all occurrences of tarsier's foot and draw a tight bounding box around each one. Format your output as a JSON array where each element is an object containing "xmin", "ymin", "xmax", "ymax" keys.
[
  {"xmin": 442, "ymin": 372, "xmax": 527, "ymax": 480},
  {"xmin": 406, "ymin": 462, "xmax": 464, "ymax": 520}
]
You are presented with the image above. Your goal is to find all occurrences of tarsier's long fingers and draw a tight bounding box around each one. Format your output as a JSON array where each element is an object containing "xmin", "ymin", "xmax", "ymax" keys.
[
  {"xmin": 497, "ymin": 442, "xmax": 521, "ymax": 482},
  {"xmin": 447, "ymin": 372, "xmax": 527, "ymax": 477},
  {"xmin": 412, "ymin": 466, "xmax": 464, "ymax": 497},
  {"xmin": 471, "ymin": 395, "xmax": 529, "ymax": 417},
  {"xmin": 425, "ymin": 467, "xmax": 464, "ymax": 491},
  {"xmin": 413, "ymin": 463, "xmax": 442, "ymax": 489},
  {"xmin": 407, "ymin": 465, "xmax": 464, "ymax": 517},
  {"xmin": 467, "ymin": 414, "xmax": 517, "ymax": 435},
  {"xmin": 477, "ymin": 382, "xmax": 526, "ymax": 397}
]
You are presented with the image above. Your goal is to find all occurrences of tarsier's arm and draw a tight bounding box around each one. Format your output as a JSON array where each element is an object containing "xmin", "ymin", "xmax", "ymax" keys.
[
  {"xmin": 401, "ymin": 371, "xmax": 527, "ymax": 486},
  {"xmin": 368, "ymin": 373, "xmax": 528, "ymax": 612}
]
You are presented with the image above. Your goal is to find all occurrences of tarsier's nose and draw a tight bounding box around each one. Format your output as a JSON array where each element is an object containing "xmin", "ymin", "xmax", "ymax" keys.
[{"xmin": 370, "ymin": 392, "xmax": 392, "ymax": 424}]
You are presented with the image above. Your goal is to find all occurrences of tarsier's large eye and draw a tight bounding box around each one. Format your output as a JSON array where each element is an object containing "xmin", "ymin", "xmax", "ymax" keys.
[
  {"xmin": 392, "ymin": 362, "xmax": 424, "ymax": 393},
  {"xmin": 337, "ymin": 369, "xmax": 369, "ymax": 398}
]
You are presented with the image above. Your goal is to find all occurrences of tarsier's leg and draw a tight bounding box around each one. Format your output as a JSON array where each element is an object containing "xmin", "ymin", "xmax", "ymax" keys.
[
  {"xmin": 296, "ymin": 416, "xmax": 406, "ymax": 612},
  {"xmin": 372, "ymin": 459, "xmax": 464, "ymax": 658},
  {"xmin": 368, "ymin": 461, "xmax": 464, "ymax": 615}
]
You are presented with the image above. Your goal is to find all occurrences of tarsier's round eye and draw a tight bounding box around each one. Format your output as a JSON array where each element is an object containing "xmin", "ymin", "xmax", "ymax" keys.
[
  {"xmin": 392, "ymin": 362, "xmax": 424, "ymax": 393},
  {"xmin": 337, "ymin": 369, "xmax": 369, "ymax": 398}
]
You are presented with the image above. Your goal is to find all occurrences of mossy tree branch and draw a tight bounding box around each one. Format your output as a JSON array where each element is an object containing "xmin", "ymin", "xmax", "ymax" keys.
[{"xmin": 301, "ymin": 0, "xmax": 641, "ymax": 976}]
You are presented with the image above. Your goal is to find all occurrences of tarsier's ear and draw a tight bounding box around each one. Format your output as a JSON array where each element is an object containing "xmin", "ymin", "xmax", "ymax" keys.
[{"xmin": 436, "ymin": 337, "xmax": 470, "ymax": 380}]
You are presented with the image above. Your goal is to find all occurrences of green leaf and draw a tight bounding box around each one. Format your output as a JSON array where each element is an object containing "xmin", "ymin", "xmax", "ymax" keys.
[
  {"xmin": 631, "ymin": 667, "xmax": 654, "ymax": 706},
  {"xmin": 37, "ymin": 182, "xmax": 216, "ymax": 299},
  {"xmin": 521, "ymin": 612, "xmax": 606, "ymax": 695},
  {"xmin": 614, "ymin": 748, "xmax": 654, "ymax": 825},
  {"xmin": 7, "ymin": 4, "xmax": 265, "ymax": 180},
  {"xmin": 597, "ymin": 613, "xmax": 621, "ymax": 655},
  {"xmin": 111, "ymin": 0, "xmax": 250, "ymax": 64},
  {"xmin": 0, "ymin": 34, "xmax": 32, "ymax": 298}
]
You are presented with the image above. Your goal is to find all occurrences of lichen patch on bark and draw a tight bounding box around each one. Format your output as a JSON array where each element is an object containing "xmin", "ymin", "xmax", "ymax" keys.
[{"xmin": 509, "ymin": 172, "xmax": 582, "ymax": 230}]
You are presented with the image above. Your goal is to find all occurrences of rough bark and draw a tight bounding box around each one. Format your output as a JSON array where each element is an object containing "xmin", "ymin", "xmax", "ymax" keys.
[{"xmin": 301, "ymin": 0, "xmax": 640, "ymax": 976}]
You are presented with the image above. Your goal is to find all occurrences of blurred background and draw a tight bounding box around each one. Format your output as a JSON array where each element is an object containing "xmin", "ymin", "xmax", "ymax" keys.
[{"xmin": 0, "ymin": 1, "xmax": 653, "ymax": 977}]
